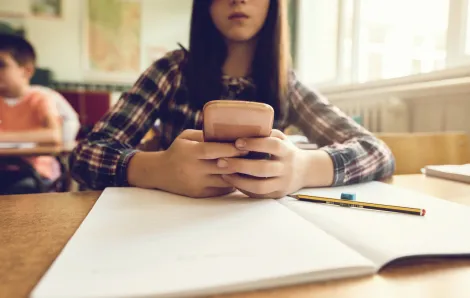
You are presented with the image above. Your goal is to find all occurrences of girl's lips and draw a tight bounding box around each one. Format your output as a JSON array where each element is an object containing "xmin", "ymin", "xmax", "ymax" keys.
[{"xmin": 228, "ymin": 12, "xmax": 249, "ymax": 20}]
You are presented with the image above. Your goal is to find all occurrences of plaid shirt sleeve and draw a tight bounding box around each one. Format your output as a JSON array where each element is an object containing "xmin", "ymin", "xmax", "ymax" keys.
[
  {"xmin": 287, "ymin": 72, "xmax": 395, "ymax": 186},
  {"xmin": 69, "ymin": 51, "xmax": 184, "ymax": 190}
]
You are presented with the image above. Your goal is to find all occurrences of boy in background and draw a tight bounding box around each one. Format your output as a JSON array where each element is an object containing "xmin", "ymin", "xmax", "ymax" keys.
[
  {"xmin": 0, "ymin": 33, "xmax": 62, "ymax": 194},
  {"xmin": 30, "ymin": 84, "xmax": 80, "ymax": 144}
]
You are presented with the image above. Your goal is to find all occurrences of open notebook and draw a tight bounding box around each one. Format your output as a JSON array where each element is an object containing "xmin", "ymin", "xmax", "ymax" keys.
[
  {"xmin": 422, "ymin": 164, "xmax": 470, "ymax": 184},
  {"xmin": 31, "ymin": 182, "xmax": 470, "ymax": 298}
]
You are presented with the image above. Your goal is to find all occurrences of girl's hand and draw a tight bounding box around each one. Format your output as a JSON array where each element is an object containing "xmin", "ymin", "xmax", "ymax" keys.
[
  {"xmin": 218, "ymin": 130, "xmax": 311, "ymax": 199},
  {"xmin": 160, "ymin": 129, "xmax": 251, "ymax": 198},
  {"xmin": 129, "ymin": 129, "xmax": 247, "ymax": 198}
]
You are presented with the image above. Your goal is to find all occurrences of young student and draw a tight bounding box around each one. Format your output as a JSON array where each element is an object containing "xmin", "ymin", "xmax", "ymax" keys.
[
  {"xmin": 30, "ymin": 85, "xmax": 80, "ymax": 143},
  {"xmin": 70, "ymin": 0, "xmax": 395, "ymax": 198},
  {"xmin": 0, "ymin": 34, "xmax": 62, "ymax": 194}
]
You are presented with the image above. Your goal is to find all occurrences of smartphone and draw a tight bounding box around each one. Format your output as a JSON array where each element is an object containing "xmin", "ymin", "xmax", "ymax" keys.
[{"xmin": 203, "ymin": 100, "xmax": 274, "ymax": 159}]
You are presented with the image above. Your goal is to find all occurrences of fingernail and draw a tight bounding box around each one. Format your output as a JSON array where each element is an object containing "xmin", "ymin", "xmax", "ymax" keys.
[
  {"xmin": 221, "ymin": 174, "xmax": 230, "ymax": 180},
  {"xmin": 239, "ymin": 150, "xmax": 249, "ymax": 155},
  {"xmin": 236, "ymin": 139, "xmax": 246, "ymax": 148},
  {"xmin": 218, "ymin": 159, "xmax": 228, "ymax": 168}
]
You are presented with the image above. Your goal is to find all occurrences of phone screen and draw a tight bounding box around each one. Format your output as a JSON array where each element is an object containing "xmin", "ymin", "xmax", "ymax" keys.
[{"xmin": 244, "ymin": 151, "xmax": 271, "ymax": 160}]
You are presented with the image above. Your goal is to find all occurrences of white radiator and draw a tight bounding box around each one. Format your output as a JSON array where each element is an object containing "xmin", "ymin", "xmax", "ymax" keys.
[
  {"xmin": 332, "ymin": 97, "xmax": 410, "ymax": 133},
  {"xmin": 319, "ymin": 65, "xmax": 470, "ymax": 134}
]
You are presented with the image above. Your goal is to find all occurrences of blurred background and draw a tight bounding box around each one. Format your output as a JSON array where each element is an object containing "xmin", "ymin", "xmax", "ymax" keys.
[{"xmin": 0, "ymin": 0, "xmax": 469, "ymax": 135}]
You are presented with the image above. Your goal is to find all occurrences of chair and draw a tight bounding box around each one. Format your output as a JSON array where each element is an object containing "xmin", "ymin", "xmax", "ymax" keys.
[
  {"xmin": 375, "ymin": 132, "xmax": 470, "ymax": 175},
  {"xmin": 48, "ymin": 156, "xmax": 70, "ymax": 192},
  {"xmin": 3, "ymin": 156, "xmax": 70, "ymax": 193}
]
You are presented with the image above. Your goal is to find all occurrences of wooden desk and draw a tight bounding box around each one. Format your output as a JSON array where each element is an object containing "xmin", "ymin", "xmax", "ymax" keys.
[
  {"xmin": 0, "ymin": 143, "xmax": 75, "ymax": 157},
  {"xmin": 1, "ymin": 175, "xmax": 469, "ymax": 298}
]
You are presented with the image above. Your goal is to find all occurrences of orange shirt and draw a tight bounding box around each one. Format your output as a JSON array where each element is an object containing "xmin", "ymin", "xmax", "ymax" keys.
[{"xmin": 0, "ymin": 88, "xmax": 60, "ymax": 180}]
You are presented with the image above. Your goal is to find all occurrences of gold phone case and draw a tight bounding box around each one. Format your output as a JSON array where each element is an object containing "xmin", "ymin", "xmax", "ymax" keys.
[{"xmin": 203, "ymin": 100, "xmax": 274, "ymax": 142}]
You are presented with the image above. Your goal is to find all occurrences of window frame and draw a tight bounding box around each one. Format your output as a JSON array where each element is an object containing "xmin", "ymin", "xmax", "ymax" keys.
[{"xmin": 293, "ymin": 0, "xmax": 470, "ymax": 87}]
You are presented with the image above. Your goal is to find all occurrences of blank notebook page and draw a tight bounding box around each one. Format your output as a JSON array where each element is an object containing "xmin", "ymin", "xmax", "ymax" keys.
[
  {"xmin": 281, "ymin": 181, "xmax": 470, "ymax": 267},
  {"xmin": 31, "ymin": 188, "xmax": 374, "ymax": 298}
]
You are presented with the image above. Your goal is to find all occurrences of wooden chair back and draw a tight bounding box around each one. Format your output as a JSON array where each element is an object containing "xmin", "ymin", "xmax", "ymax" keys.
[{"xmin": 375, "ymin": 132, "xmax": 470, "ymax": 175}]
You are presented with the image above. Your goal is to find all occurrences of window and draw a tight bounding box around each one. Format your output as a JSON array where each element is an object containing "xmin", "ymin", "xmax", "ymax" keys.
[
  {"xmin": 354, "ymin": 0, "xmax": 448, "ymax": 83},
  {"xmin": 294, "ymin": 0, "xmax": 470, "ymax": 86}
]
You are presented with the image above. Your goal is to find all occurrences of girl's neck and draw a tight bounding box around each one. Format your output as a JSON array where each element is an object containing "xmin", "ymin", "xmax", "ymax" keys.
[{"xmin": 222, "ymin": 39, "xmax": 256, "ymax": 78}]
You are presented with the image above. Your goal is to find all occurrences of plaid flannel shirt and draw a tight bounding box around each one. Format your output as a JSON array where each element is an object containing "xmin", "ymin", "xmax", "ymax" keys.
[{"xmin": 69, "ymin": 49, "xmax": 395, "ymax": 190}]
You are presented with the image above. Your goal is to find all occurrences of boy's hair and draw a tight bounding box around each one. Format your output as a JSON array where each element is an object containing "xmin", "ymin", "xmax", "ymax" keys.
[
  {"xmin": 186, "ymin": 0, "xmax": 291, "ymax": 120},
  {"xmin": 0, "ymin": 33, "xmax": 36, "ymax": 66}
]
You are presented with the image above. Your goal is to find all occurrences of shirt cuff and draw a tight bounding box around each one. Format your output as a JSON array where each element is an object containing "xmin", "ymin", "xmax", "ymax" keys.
[
  {"xmin": 116, "ymin": 149, "xmax": 140, "ymax": 187},
  {"xmin": 320, "ymin": 147, "xmax": 347, "ymax": 186}
]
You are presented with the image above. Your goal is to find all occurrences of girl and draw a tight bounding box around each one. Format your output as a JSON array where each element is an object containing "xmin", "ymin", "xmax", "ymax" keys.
[{"xmin": 70, "ymin": 0, "xmax": 395, "ymax": 198}]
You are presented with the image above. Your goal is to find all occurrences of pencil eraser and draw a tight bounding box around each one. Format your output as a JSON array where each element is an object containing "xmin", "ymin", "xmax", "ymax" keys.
[{"xmin": 340, "ymin": 193, "xmax": 356, "ymax": 201}]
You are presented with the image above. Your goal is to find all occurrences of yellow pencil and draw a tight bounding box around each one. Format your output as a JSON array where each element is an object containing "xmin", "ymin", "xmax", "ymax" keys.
[{"xmin": 288, "ymin": 194, "xmax": 426, "ymax": 216}]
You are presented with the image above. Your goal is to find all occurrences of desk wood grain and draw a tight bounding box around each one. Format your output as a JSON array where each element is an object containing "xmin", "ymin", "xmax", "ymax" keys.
[
  {"xmin": 1, "ymin": 176, "xmax": 469, "ymax": 298},
  {"xmin": 0, "ymin": 191, "xmax": 100, "ymax": 298},
  {"xmin": 388, "ymin": 174, "xmax": 470, "ymax": 200}
]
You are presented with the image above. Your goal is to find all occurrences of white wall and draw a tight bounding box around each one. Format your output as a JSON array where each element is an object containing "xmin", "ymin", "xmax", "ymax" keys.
[
  {"xmin": 141, "ymin": 0, "xmax": 191, "ymax": 68},
  {"xmin": 295, "ymin": 0, "xmax": 339, "ymax": 86},
  {"xmin": 0, "ymin": 0, "xmax": 192, "ymax": 83}
]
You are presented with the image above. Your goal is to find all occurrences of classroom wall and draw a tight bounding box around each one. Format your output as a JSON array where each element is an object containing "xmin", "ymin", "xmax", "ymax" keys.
[
  {"xmin": 295, "ymin": 0, "xmax": 339, "ymax": 85},
  {"xmin": 0, "ymin": 0, "xmax": 192, "ymax": 83}
]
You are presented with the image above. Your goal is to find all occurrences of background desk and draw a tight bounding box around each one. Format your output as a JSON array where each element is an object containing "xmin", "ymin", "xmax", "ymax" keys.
[
  {"xmin": 0, "ymin": 143, "xmax": 76, "ymax": 192},
  {"xmin": 0, "ymin": 175, "xmax": 469, "ymax": 298},
  {"xmin": 0, "ymin": 143, "xmax": 75, "ymax": 157},
  {"xmin": 388, "ymin": 174, "xmax": 470, "ymax": 204}
]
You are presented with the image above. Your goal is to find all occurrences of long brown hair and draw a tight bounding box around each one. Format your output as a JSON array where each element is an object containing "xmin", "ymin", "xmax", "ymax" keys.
[{"xmin": 185, "ymin": 0, "xmax": 291, "ymax": 119}]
